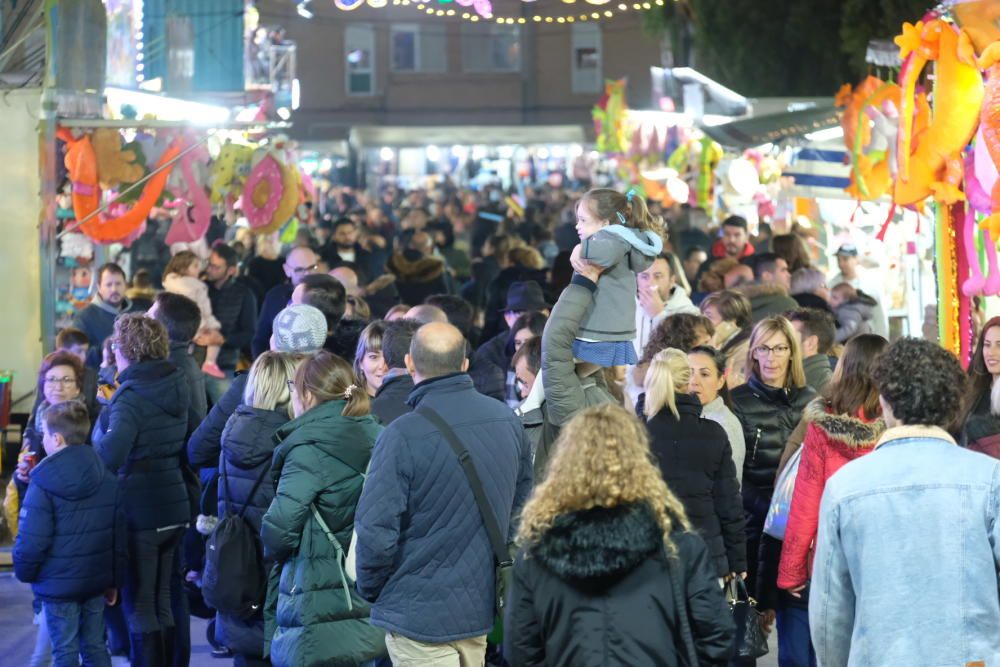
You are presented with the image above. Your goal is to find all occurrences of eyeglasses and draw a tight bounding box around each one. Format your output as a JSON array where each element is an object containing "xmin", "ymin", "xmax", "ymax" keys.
[
  {"xmin": 110, "ymin": 342, "xmax": 119, "ymax": 352},
  {"xmin": 289, "ymin": 264, "xmax": 319, "ymax": 275},
  {"xmin": 44, "ymin": 376, "xmax": 77, "ymax": 386},
  {"xmin": 753, "ymin": 344, "xmax": 791, "ymax": 358}
]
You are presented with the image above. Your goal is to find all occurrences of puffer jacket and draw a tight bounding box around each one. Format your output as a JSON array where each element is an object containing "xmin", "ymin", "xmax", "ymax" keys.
[
  {"xmin": 14, "ymin": 444, "xmax": 127, "ymax": 602},
  {"xmin": 215, "ymin": 403, "xmax": 289, "ymax": 658},
  {"xmin": 92, "ymin": 359, "xmax": 191, "ymax": 531},
  {"xmin": 578, "ymin": 225, "xmax": 661, "ymax": 343},
  {"xmin": 261, "ymin": 399, "xmax": 384, "ymax": 667},
  {"xmin": 731, "ymin": 376, "xmax": 817, "ymax": 497},
  {"xmin": 538, "ymin": 276, "xmax": 616, "ymax": 473},
  {"xmin": 505, "ymin": 503, "xmax": 734, "ymax": 667},
  {"xmin": 386, "ymin": 250, "xmax": 451, "ymax": 306},
  {"xmin": 740, "ymin": 283, "xmax": 799, "ymax": 324},
  {"xmin": 776, "ymin": 399, "xmax": 884, "ymax": 591},
  {"xmin": 369, "ymin": 372, "xmax": 414, "ymax": 426},
  {"xmin": 834, "ymin": 294, "xmax": 877, "ymax": 343},
  {"xmin": 354, "ymin": 373, "xmax": 534, "ymax": 643},
  {"xmin": 646, "ymin": 394, "xmax": 746, "ymax": 576}
]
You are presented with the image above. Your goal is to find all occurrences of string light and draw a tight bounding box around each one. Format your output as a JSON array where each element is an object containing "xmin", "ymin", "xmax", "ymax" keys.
[{"xmin": 330, "ymin": 0, "xmax": 667, "ymax": 22}]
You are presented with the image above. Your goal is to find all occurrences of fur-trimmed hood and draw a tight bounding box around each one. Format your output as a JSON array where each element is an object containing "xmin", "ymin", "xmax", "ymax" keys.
[
  {"xmin": 803, "ymin": 397, "xmax": 885, "ymax": 448},
  {"xmin": 529, "ymin": 503, "xmax": 662, "ymax": 583},
  {"xmin": 739, "ymin": 281, "xmax": 791, "ymax": 300},
  {"xmin": 386, "ymin": 250, "xmax": 446, "ymax": 283}
]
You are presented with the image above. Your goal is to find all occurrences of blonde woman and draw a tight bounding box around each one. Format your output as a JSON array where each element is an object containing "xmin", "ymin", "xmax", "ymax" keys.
[
  {"xmin": 215, "ymin": 351, "xmax": 303, "ymax": 665},
  {"xmin": 729, "ymin": 316, "xmax": 817, "ymax": 628},
  {"xmin": 644, "ymin": 348, "xmax": 746, "ymax": 581},
  {"xmin": 505, "ymin": 404, "xmax": 734, "ymax": 667}
]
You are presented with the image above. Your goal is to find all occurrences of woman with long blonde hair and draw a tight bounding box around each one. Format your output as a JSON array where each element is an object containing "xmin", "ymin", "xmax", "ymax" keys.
[
  {"xmin": 506, "ymin": 404, "xmax": 734, "ymax": 667},
  {"xmin": 215, "ymin": 351, "xmax": 303, "ymax": 664},
  {"xmin": 729, "ymin": 316, "xmax": 817, "ymax": 632},
  {"xmin": 643, "ymin": 349, "xmax": 746, "ymax": 581}
]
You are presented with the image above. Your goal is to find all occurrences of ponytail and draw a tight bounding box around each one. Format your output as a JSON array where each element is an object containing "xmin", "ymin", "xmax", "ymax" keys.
[
  {"xmin": 626, "ymin": 191, "xmax": 662, "ymax": 236},
  {"xmin": 643, "ymin": 348, "xmax": 691, "ymax": 420},
  {"xmin": 580, "ymin": 187, "xmax": 664, "ymax": 238}
]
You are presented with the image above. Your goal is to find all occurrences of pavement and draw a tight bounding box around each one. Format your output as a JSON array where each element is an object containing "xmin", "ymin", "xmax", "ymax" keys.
[{"xmin": 0, "ymin": 564, "xmax": 778, "ymax": 666}]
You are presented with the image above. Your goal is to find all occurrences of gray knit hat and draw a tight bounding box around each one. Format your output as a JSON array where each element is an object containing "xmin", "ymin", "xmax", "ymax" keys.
[{"xmin": 272, "ymin": 304, "xmax": 328, "ymax": 354}]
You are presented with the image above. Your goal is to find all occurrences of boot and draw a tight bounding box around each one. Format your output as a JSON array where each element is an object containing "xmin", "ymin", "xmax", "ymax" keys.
[{"xmin": 130, "ymin": 631, "xmax": 165, "ymax": 667}]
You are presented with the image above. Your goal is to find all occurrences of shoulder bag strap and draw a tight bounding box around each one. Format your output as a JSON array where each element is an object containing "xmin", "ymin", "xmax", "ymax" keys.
[
  {"xmin": 309, "ymin": 502, "xmax": 354, "ymax": 611},
  {"xmin": 236, "ymin": 461, "xmax": 273, "ymax": 520},
  {"xmin": 417, "ymin": 406, "xmax": 511, "ymax": 567}
]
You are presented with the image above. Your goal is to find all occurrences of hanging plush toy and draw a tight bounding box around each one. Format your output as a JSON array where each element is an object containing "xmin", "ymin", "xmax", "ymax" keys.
[
  {"xmin": 92, "ymin": 128, "xmax": 145, "ymax": 189},
  {"xmin": 242, "ymin": 150, "xmax": 285, "ymax": 230},
  {"xmin": 209, "ymin": 141, "xmax": 254, "ymax": 203}
]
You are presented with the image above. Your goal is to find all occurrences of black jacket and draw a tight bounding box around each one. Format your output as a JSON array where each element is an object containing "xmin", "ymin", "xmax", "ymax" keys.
[
  {"xmin": 214, "ymin": 403, "xmax": 289, "ymax": 657},
  {"xmin": 475, "ymin": 330, "xmax": 512, "ymax": 373},
  {"xmin": 646, "ymin": 394, "xmax": 747, "ymax": 576},
  {"xmin": 169, "ymin": 341, "xmax": 207, "ymax": 436},
  {"xmin": 92, "ymin": 359, "xmax": 191, "ymax": 531},
  {"xmin": 369, "ymin": 372, "xmax": 414, "ymax": 426},
  {"xmin": 386, "ymin": 250, "xmax": 451, "ymax": 306},
  {"xmin": 505, "ymin": 503, "xmax": 734, "ymax": 667},
  {"xmin": 731, "ymin": 376, "xmax": 817, "ymax": 496},
  {"xmin": 250, "ymin": 284, "xmax": 293, "ymax": 359},
  {"xmin": 481, "ymin": 266, "xmax": 549, "ymax": 342},
  {"xmin": 207, "ymin": 277, "xmax": 258, "ymax": 370},
  {"xmin": 188, "ymin": 372, "xmax": 248, "ymax": 473}
]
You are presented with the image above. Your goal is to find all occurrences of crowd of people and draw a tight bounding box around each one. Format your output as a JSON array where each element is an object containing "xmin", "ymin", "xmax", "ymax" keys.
[{"xmin": 8, "ymin": 179, "xmax": 1000, "ymax": 667}]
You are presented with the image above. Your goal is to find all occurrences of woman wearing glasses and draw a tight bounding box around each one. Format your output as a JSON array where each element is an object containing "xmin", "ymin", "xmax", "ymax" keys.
[{"xmin": 730, "ymin": 316, "xmax": 816, "ymax": 647}]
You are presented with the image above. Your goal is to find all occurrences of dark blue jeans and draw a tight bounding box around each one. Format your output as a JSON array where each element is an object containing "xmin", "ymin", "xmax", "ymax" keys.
[
  {"xmin": 776, "ymin": 604, "xmax": 816, "ymax": 667},
  {"xmin": 43, "ymin": 595, "xmax": 111, "ymax": 667}
]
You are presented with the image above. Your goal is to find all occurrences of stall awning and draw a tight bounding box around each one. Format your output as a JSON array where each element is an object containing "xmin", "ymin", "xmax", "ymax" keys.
[
  {"xmin": 700, "ymin": 106, "xmax": 841, "ymax": 149},
  {"xmin": 783, "ymin": 143, "xmax": 853, "ymax": 200},
  {"xmin": 349, "ymin": 124, "xmax": 587, "ymax": 148}
]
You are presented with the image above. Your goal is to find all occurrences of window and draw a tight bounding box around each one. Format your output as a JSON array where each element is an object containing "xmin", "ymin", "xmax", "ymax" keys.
[
  {"xmin": 571, "ymin": 24, "xmax": 602, "ymax": 94},
  {"xmin": 345, "ymin": 24, "xmax": 375, "ymax": 95},
  {"xmin": 460, "ymin": 25, "xmax": 520, "ymax": 73},
  {"xmin": 391, "ymin": 24, "xmax": 447, "ymax": 73}
]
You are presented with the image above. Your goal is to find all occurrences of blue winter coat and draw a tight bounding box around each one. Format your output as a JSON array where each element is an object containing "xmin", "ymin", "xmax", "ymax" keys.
[
  {"xmin": 92, "ymin": 359, "xmax": 191, "ymax": 531},
  {"xmin": 14, "ymin": 445, "xmax": 127, "ymax": 602},
  {"xmin": 215, "ymin": 403, "xmax": 289, "ymax": 658},
  {"xmin": 354, "ymin": 373, "xmax": 534, "ymax": 643}
]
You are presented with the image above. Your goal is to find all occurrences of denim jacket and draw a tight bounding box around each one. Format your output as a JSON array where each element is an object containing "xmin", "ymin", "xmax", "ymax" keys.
[{"xmin": 810, "ymin": 425, "xmax": 1000, "ymax": 667}]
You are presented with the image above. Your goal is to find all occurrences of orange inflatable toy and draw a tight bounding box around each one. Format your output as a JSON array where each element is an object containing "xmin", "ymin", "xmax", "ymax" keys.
[
  {"xmin": 893, "ymin": 20, "xmax": 985, "ymax": 206},
  {"xmin": 58, "ymin": 128, "xmax": 100, "ymax": 225}
]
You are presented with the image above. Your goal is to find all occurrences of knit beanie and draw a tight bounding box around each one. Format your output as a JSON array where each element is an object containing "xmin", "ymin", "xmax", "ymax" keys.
[{"xmin": 272, "ymin": 304, "xmax": 328, "ymax": 354}]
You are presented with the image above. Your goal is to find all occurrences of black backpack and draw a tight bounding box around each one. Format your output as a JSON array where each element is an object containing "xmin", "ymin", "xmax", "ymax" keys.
[{"xmin": 202, "ymin": 460, "xmax": 271, "ymax": 619}]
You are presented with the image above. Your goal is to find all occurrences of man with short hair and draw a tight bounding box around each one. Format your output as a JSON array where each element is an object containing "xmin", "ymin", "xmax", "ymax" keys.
[
  {"xmin": 251, "ymin": 246, "xmax": 320, "ymax": 358},
  {"xmin": 188, "ymin": 304, "xmax": 328, "ymax": 474},
  {"xmin": 148, "ymin": 292, "xmax": 208, "ymax": 433},
  {"xmin": 355, "ymin": 322, "xmax": 533, "ymax": 666},
  {"xmin": 633, "ymin": 253, "xmax": 699, "ymax": 358},
  {"xmin": 827, "ymin": 244, "xmax": 888, "ymax": 337},
  {"xmin": 203, "ymin": 244, "xmax": 258, "ymax": 402},
  {"xmin": 72, "ymin": 263, "xmax": 133, "ymax": 368},
  {"xmin": 809, "ymin": 338, "xmax": 1000, "ymax": 666},
  {"xmin": 785, "ymin": 308, "xmax": 836, "ymax": 393},
  {"xmin": 406, "ymin": 304, "xmax": 448, "ymax": 324},
  {"xmin": 714, "ymin": 215, "xmax": 755, "ymax": 260},
  {"xmin": 790, "ymin": 267, "xmax": 834, "ymax": 314},
  {"xmin": 386, "ymin": 230, "xmax": 451, "ymax": 306},
  {"xmin": 683, "ymin": 246, "xmax": 708, "ymax": 287},
  {"xmin": 740, "ymin": 253, "xmax": 798, "ymax": 323},
  {"xmin": 370, "ymin": 319, "xmax": 421, "ymax": 425},
  {"xmin": 425, "ymin": 293, "xmax": 506, "ymax": 402}
]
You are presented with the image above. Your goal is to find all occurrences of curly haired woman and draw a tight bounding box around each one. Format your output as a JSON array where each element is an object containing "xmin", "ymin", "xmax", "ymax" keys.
[{"xmin": 505, "ymin": 404, "xmax": 734, "ymax": 667}]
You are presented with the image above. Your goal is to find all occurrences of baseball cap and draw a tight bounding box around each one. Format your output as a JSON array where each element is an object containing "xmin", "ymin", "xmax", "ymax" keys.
[
  {"xmin": 835, "ymin": 244, "xmax": 858, "ymax": 257},
  {"xmin": 271, "ymin": 304, "xmax": 328, "ymax": 354}
]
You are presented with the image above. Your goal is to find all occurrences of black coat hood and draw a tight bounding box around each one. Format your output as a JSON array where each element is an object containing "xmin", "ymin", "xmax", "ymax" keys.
[{"xmin": 531, "ymin": 503, "xmax": 663, "ymax": 584}]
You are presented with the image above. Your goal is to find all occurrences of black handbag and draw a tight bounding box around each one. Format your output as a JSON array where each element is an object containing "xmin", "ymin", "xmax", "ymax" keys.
[{"xmin": 729, "ymin": 578, "xmax": 769, "ymax": 659}]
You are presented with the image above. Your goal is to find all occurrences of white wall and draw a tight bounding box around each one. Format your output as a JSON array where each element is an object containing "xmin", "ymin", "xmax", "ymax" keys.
[{"xmin": 0, "ymin": 88, "xmax": 42, "ymax": 406}]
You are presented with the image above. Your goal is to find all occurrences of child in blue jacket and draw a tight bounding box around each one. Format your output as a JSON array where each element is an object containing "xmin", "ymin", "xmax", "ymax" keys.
[{"xmin": 13, "ymin": 400, "xmax": 126, "ymax": 667}]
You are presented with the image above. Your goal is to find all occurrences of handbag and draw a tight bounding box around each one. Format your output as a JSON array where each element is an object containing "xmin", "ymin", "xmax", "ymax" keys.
[
  {"xmin": 417, "ymin": 407, "xmax": 514, "ymax": 617},
  {"xmin": 763, "ymin": 446, "xmax": 802, "ymax": 540},
  {"xmin": 729, "ymin": 578, "xmax": 769, "ymax": 659}
]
